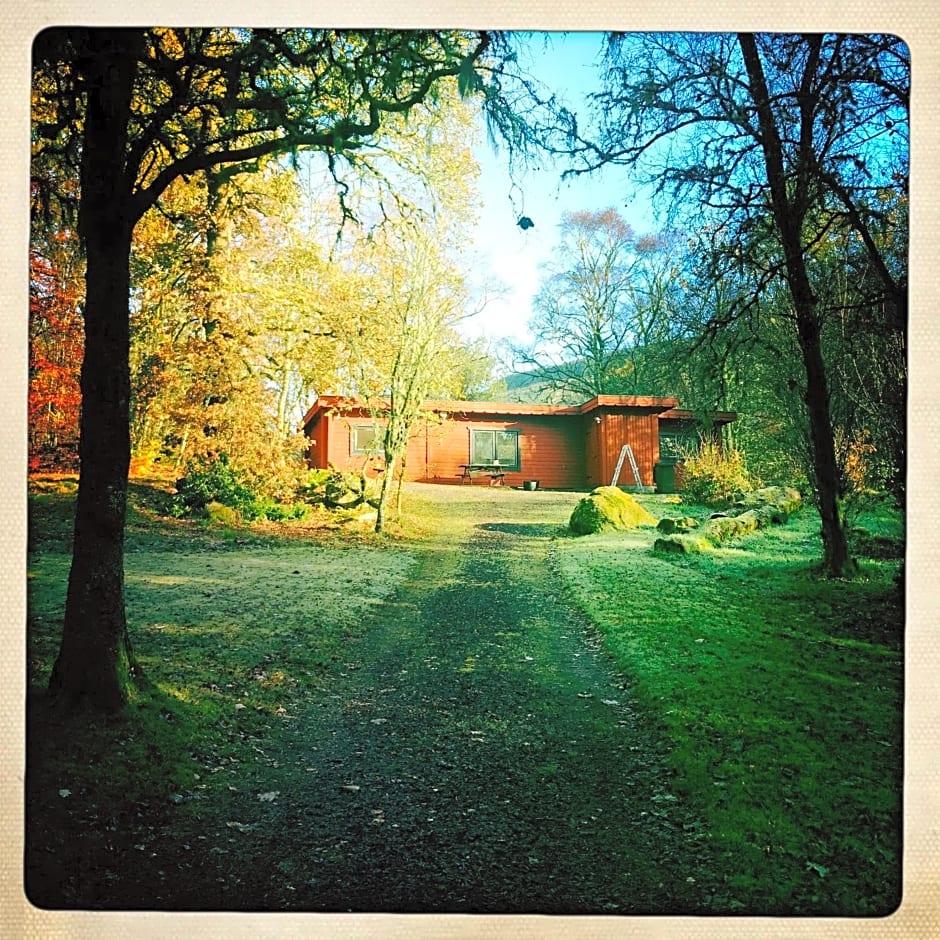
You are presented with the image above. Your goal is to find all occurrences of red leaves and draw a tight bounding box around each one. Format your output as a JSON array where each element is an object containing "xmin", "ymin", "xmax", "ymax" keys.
[{"xmin": 29, "ymin": 244, "xmax": 84, "ymax": 470}]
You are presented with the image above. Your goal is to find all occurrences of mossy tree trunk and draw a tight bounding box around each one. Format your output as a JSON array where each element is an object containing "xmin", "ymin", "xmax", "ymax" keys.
[{"xmin": 375, "ymin": 452, "xmax": 398, "ymax": 533}]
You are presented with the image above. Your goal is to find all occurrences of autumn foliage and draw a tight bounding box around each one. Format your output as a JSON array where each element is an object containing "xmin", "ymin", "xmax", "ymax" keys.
[{"xmin": 29, "ymin": 240, "xmax": 83, "ymax": 471}]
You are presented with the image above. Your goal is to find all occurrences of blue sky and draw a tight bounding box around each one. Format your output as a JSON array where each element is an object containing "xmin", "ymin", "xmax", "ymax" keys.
[{"xmin": 463, "ymin": 31, "xmax": 659, "ymax": 345}]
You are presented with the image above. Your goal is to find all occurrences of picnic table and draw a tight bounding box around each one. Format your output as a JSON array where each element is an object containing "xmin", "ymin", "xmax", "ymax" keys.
[{"xmin": 459, "ymin": 464, "xmax": 506, "ymax": 485}]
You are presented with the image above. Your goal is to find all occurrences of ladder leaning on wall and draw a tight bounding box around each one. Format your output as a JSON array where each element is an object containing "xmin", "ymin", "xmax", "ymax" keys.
[{"xmin": 610, "ymin": 444, "xmax": 652, "ymax": 491}]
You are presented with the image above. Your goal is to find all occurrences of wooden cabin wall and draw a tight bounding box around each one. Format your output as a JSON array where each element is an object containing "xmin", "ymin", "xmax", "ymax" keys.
[
  {"xmin": 418, "ymin": 415, "xmax": 587, "ymax": 489},
  {"xmin": 308, "ymin": 407, "xmax": 676, "ymax": 491},
  {"xmin": 591, "ymin": 411, "xmax": 662, "ymax": 488}
]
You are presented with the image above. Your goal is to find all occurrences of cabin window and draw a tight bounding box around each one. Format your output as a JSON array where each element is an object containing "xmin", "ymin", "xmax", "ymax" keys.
[
  {"xmin": 659, "ymin": 427, "xmax": 700, "ymax": 462},
  {"xmin": 351, "ymin": 424, "xmax": 381, "ymax": 455},
  {"xmin": 470, "ymin": 429, "xmax": 520, "ymax": 470}
]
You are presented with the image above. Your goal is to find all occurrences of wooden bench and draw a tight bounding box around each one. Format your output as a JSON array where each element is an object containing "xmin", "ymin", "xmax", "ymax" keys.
[{"xmin": 459, "ymin": 464, "xmax": 506, "ymax": 485}]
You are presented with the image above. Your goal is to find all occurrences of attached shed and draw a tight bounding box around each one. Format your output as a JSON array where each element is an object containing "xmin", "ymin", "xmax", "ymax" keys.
[
  {"xmin": 656, "ymin": 408, "xmax": 738, "ymax": 493},
  {"xmin": 301, "ymin": 395, "xmax": 735, "ymax": 491}
]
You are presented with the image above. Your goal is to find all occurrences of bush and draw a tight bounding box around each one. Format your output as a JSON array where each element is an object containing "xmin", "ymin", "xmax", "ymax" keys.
[
  {"xmin": 173, "ymin": 454, "xmax": 258, "ymax": 516},
  {"xmin": 680, "ymin": 441, "xmax": 754, "ymax": 506},
  {"xmin": 255, "ymin": 499, "xmax": 309, "ymax": 522},
  {"xmin": 301, "ymin": 468, "xmax": 379, "ymax": 509},
  {"xmin": 172, "ymin": 454, "xmax": 307, "ymax": 522}
]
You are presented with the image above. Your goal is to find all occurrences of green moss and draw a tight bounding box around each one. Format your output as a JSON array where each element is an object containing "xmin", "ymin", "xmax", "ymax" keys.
[
  {"xmin": 569, "ymin": 486, "xmax": 657, "ymax": 535},
  {"xmin": 701, "ymin": 515, "xmax": 745, "ymax": 542},
  {"xmin": 653, "ymin": 534, "xmax": 712, "ymax": 554},
  {"xmin": 656, "ymin": 516, "xmax": 700, "ymax": 534},
  {"xmin": 205, "ymin": 501, "xmax": 240, "ymax": 526}
]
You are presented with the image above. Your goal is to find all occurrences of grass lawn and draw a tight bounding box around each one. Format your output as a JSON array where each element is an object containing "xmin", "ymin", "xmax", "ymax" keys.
[
  {"xmin": 552, "ymin": 494, "xmax": 904, "ymax": 914},
  {"xmin": 25, "ymin": 477, "xmax": 904, "ymax": 915},
  {"xmin": 26, "ymin": 477, "xmax": 419, "ymax": 907}
]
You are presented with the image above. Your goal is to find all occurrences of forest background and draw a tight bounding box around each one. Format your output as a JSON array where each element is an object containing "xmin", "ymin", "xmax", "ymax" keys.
[{"xmin": 27, "ymin": 31, "xmax": 909, "ymax": 537}]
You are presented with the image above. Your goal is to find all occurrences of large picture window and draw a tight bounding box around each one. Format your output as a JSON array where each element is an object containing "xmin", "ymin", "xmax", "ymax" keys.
[{"xmin": 470, "ymin": 429, "xmax": 520, "ymax": 470}]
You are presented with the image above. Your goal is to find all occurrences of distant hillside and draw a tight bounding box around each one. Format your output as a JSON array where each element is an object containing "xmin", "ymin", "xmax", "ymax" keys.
[{"xmin": 501, "ymin": 367, "xmax": 583, "ymax": 404}]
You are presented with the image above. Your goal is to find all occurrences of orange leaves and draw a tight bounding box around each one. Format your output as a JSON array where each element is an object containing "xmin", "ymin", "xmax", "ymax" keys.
[{"xmin": 29, "ymin": 245, "xmax": 84, "ymax": 471}]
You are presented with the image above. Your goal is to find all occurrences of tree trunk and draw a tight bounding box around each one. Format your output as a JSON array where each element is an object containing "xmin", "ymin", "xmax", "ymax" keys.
[
  {"xmin": 739, "ymin": 33, "xmax": 854, "ymax": 578},
  {"xmin": 48, "ymin": 32, "xmax": 144, "ymax": 709},
  {"xmin": 374, "ymin": 452, "xmax": 398, "ymax": 533},
  {"xmin": 795, "ymin": 311, "xmax": 855, "ymax": 576},
  {"xmin": 395, "ymin": 453, "xmax": 407, "ymax": 518}
]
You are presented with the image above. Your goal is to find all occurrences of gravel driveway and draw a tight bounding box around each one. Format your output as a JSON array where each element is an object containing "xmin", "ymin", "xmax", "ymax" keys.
[{"xmin": 204, "ymin": 486, "xmax": 718, "ymax": 913}]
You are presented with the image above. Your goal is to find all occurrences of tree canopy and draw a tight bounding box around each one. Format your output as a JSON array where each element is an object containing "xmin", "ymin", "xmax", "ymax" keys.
[
  {"xmin": 513, "ymin": 208, "xmax": 686, "ymax": 401},
  {"xmin": 552, "ymin": 32, "xmax": 909, "ymax": 575},
  {"xmin": 30, "ymin": 27, "xmax": 508, "ymax": 709}
]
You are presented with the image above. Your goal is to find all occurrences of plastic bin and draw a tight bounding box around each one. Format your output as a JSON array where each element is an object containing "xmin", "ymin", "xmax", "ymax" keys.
[{"xmin": 654, "ymin": 462, "xmax": 676, "ymax": 494}]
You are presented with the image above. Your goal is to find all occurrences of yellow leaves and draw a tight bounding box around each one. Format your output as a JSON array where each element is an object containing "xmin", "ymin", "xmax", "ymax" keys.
[
  {"xmin": 150, "ymin": 27, "xmax": 186, "ymax": 60},
  {"xmin": 835, "ymin": 428, "xmax": 877, "ymax": 495}
]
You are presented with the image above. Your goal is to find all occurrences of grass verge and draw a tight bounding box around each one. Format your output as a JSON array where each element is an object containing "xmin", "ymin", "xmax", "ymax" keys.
[
  {"xmin": 552, "ymin": 495, "xmax": 904, "ymax": 915},
  {"xmin": 26, "ymin": 476, "xmax": 417, "ymax": 907}
]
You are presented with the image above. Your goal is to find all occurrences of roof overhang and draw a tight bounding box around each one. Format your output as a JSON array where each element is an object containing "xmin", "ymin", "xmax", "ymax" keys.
[
  {"xmin": 659, "ymin": 407, "xmax": 737, "ymax": 425},
  {"xmin": 301, "ymin": 395, "xmax": 729, "ymax": 430},
  {"xmin": 578, "ymin": 395, "xmax": 679, "ymax": 415}
]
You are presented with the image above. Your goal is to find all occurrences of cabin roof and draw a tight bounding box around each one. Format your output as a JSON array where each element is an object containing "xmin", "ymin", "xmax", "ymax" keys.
[{"xmin": 301, "ymin": 393, "xmax": 689, "ymax": 429}]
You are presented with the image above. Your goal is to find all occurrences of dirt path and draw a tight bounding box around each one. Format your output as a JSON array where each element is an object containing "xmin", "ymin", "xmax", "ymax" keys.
[{"xmin": 195, "ymin": 490, "xmax": 718, "ymax": 913}]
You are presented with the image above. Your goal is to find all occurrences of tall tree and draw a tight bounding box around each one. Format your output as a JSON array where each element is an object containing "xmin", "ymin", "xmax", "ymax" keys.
[
  {"xmin": 513, "ymin": 208, "xmax": 676, "ymax": 401},
  {"xmin": 571, "ymin": 32, "xmax": 908, "ymax": 576},
  {"xmin": 31, "ymin": 27, "xmax": 499, "ymax": 709},
  {"xmin": 365, "ymin": 226, "xmax": 472, "ymax": 532}
]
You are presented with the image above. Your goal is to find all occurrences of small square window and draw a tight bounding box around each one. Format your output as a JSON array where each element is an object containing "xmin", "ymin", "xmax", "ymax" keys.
[
  {"xmin": 659, "ymin": 429, "xmax": 700, "ymax": 462},
  {"xmin": 351, "ymin": 424, "xmax": 380, "ymax": 455}
]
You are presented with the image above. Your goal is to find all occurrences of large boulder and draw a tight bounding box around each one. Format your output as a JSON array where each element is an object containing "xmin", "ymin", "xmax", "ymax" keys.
[{"xmin": 569, "ymin": 486, "xmax": 657, "ymax": 535}]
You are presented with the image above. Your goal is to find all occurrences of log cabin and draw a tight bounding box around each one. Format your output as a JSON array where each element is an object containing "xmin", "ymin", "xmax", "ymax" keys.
[{"xmin": 301, "ymin": 394, "xmax": 735, "ymax": 492}]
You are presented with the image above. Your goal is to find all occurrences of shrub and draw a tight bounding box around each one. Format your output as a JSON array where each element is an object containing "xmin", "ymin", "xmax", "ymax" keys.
[
  {"xmin": 255, "ymin": 499, "xmax": 309, "ymax": 522},
  {"xmin": 299, "ymin": 468, "xmax": 333, "ymax": 501},
  {"xmin": 172, "ymin": 454, "xmax": 307, "ymax": 522},
  {"xmin": 172, "ymin": 454, "xmax": 258, "ymax": 517},
  {"xmin": 301, "ymin": 468, "xmax": 379, "ymax": 509},
  {"xmin": 679, "ymin": 441, "xmax": 754, "ymax": 506}
]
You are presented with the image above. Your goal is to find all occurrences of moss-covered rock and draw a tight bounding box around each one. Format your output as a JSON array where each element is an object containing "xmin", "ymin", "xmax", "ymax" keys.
[
  {"xmin": 656, "ymin": 516, "xmax": 700, "ymax": 534},
  {"xmin": 569, "ymin": 486, "xmax": 657, "ymax": 535},
  {"xmin": 702, "ymin": 515, "xmax": 744, "ymax": 543},
  {"xmin": 653, "ymin": 534, "xmax": 712, "ymax": 554},
  {"xmin": 737, "ymin": 485, "xmax": 802, "ymax": 516},
  {"xmin": 205, "ymin": 501, "xmax": 240, "ymax": 526}
]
